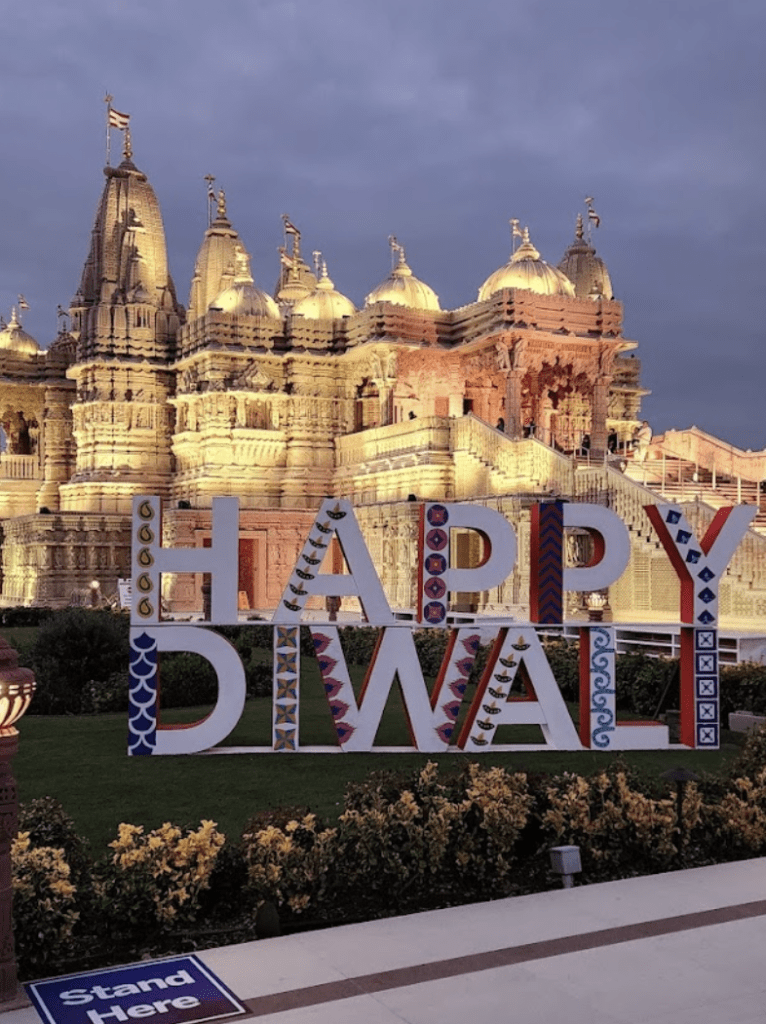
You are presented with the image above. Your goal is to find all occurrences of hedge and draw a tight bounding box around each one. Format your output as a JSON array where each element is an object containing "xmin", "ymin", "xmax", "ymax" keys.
[{"xmin": 13, "ymin": 726, "xmax": 766, "ymax": 981}]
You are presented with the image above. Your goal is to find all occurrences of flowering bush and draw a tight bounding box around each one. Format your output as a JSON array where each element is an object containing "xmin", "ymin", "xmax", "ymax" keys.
[
  {"xmin": 702, "ymin": 768, "xmax": 766, "ymax": 856},
  {"xmin": 241, "ymin": 813, "xmax": 337, "ymax": 917},
  {"xmin": 13, "ymin": 733, "xmax": 766, "ymax": 980},
  {"xmin": 97, "ymin": 820, "xmax": 225, "ymax": 932},
  {"xmin": 334, "ymin": 762, "xmax": 533, "ymax": 914},
  {"xmin": 539, "ymin": 766, "xmax": 702, "ymax": 879},
  {"xmin": 453, "ymin": 763, "xmax": 534, "ymax": 891},
  {"xmin": 12, "ymin": 832, "xmax": 79, "ymax": 976}
]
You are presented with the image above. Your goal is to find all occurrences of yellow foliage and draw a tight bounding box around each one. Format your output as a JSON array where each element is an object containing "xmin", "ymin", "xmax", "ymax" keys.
[{"xmin": 105, "ymin": 819, "xmax": 225, "ymax": 926}]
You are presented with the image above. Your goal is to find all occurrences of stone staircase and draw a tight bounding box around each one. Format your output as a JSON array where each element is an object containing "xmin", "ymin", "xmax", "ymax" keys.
[{"xmin": 624, "ymin": 450, "xmax": 766, "ymax": 536}]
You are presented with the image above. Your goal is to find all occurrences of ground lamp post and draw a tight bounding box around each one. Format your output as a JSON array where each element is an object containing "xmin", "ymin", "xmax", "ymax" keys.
[
  {"xmin": 660, "ymin": 766, "xmax": 699, "ymax": 862},
  {"xmin": 0, "ymin": 638, "xmax": 36, "ymax": 1005}
]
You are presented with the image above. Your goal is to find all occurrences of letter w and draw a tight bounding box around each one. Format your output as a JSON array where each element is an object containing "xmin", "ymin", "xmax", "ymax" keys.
[{"xmin": 310, "ymin": 626, "xmax": 481, "ymax": 752}]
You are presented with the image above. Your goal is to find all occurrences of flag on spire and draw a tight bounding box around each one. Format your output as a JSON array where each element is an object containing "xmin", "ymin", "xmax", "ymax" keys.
[
  {"xmin": 18, "ymin": 295, "xmax": 30, "ymax": 311},
  {"xmin": 585, "ymin": 197, "xmax": 601, "ymax": 229},
  {"xmin": 108, "ymin": 107, "xmax": 130, "ymax": 130}
]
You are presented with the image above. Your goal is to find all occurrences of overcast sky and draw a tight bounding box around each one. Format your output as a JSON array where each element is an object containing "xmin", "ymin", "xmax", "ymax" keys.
[{"xmin": 1, "ymin": 0, "xmax": 764, "ymax": 450}]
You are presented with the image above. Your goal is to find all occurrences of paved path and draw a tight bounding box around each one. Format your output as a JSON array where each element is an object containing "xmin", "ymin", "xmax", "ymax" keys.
[{"xmin": 14, "ymin": 858, "xmax": 766, "ymax": 1024}]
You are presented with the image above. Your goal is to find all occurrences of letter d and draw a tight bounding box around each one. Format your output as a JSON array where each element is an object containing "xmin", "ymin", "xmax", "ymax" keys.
[{"xmin": 166, "ymin": 971, "xmax": 195, "ymax": 987}]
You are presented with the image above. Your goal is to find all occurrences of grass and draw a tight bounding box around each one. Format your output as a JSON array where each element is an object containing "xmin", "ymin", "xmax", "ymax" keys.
[{"xmin": 16, "ymin": 646, "xmax": 745, "ymax": 854}]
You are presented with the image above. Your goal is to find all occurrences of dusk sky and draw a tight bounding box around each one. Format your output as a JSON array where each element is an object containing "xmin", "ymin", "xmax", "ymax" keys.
[{"xmin": 2, "ymin": 0, "xmax": 764, "ymax": 450}]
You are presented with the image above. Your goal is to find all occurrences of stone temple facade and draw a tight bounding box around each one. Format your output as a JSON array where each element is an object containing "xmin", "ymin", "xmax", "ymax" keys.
[{"xmin": 1, "ymin": 140, "xmax": 765, "ymax": 628}]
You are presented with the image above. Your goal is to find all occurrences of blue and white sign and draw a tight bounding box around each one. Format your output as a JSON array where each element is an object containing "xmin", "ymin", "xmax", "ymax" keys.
[{"xmin": 26, "ymin": 955, "xmax": 246, "ymax": 1024}]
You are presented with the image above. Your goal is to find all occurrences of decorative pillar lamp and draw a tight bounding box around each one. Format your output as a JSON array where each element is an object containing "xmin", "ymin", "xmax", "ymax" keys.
[
  {"xmin": 0, "ymin": 639, "xmax": 36, "ymax": 1004},
  {"xmin": 586, "ymin": 591, "xmax": 607, "ymax": 622}
]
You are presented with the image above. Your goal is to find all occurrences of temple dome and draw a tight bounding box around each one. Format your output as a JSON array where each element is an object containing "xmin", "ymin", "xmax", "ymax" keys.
[
  {"xmin": 0, "ymin": 309, "xmax": 40, "ymax": 356},
  {"xmin": 365, "ymin": 242, "xmax": 440, "ymax": 311},
  {"xmin": 557, "ymin": 214, "xmax": 614, "ymax": 300},
  {"xmin": 293, "ymin": 262, "xmax": 356, "ymax": 319},
  {"xmin": 209, "ymin": 245, "xmax": 280, "ymax": 319},
  {"xmin": 478, "ymin": 227, "xmax": 575, "ymax": 300}
]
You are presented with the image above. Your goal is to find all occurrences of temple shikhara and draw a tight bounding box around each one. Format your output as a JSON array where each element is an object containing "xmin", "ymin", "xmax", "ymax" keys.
[{"xmin": 1, "ymin": 127, "xmax": 765, "ymax": 631}]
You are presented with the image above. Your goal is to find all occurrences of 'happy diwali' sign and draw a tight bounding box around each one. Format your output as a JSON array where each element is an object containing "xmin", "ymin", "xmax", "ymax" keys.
[{"xmin": 128, "ymin": 496, "xmax": 754, "ymax": 756}]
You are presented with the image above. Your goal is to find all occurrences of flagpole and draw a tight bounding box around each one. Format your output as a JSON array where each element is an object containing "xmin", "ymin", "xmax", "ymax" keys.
[{"xmin": 104, "ymin": 93, "xmax": 113, "ymax": 166}]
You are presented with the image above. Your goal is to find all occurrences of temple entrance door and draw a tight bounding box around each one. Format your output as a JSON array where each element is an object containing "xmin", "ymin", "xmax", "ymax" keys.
[
  {"xmin": 239, "ymin": 540, "xmax": 255, "ymax": 608},
  {"xmin": 238, "ymin": 534, "xmax": 268, "ymax": 610},
  {"xmin": 452, "ymin": 529, "xmax": 481, "ymax": 613}
]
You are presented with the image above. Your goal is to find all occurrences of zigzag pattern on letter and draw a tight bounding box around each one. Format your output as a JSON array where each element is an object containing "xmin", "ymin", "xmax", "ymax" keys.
[
  {"xmin": 128, "ymin": 631, "xmax": 157, "ymax": 756},
  {"xmin": 532, "ymin": 502, "xmax": 563, "ymax": 624}
]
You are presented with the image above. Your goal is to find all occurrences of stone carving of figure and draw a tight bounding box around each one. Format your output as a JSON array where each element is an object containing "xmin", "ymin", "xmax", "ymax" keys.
[
  {"xmin": 633, "ymin": 420, "xmax": 652, "ymax": 463},
  {"xmin": 495, "ymin": 341, "xmax": 511, "ymax": 371}
]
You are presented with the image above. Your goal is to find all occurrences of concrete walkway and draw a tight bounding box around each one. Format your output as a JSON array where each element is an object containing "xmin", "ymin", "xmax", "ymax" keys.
[{"xmin": 15, "ymin": 858, "xmax": 766, "ymax": 1024}]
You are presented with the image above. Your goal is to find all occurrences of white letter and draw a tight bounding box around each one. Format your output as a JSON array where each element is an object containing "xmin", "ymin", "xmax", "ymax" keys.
[
  {"xmin": 132, "ymin": 496, "xmax": 239, "ymax": 625},
  {"xmin": 165, "ymin": 971, "xmax": 195, "ymax": 988},
  {"xmin": 418, "ymin": 503, "xmax": 516, "ymax": 625},
  {"xmin": 87, "ymin": 1006, "xmax": 129, "ymax": 1024},
  {"xmin": 275, "ymin": 499, "xmax": 393, "ymax": 625},
  {"xmin": 459, "ymin": 628, "xmax": 583, "ymax": 751},
  {"xmin": 60, "ymin": 991, "xmax": 92, "ymax": 1006},
  {"xmin": 128, "ymin": 626, "xmax": 246, "ymax": 756},
  {"xmin": 563, "ymin": 504, "xmax": 630, "ymax": 593}
]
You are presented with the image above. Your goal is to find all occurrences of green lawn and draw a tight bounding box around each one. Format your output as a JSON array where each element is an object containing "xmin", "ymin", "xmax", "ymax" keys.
[{"xmin": 16, "ymin": 650, "xmax": 744, "ymax": 854}]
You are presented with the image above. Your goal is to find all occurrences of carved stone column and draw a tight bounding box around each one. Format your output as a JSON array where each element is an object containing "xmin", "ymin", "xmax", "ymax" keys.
[
  {"xmin": 527, "ymin": 371, "xmax": 540, "ymax": 436},
  {"xmin": 377, "ymin": 384, "xmax": 392, "ymax": 426},
  {"xmin": 36, "ymin": 385, "xmax": 73, "ymax": 512},
  {"xmin": 591, "ymin": 377, "xmax": 611, "ymax": 459},
  {"xmin": 505, "ymin": 370, "xmax": 524, "ymax": 438}
]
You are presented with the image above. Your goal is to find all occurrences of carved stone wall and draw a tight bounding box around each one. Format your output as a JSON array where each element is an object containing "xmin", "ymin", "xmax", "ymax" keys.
[{"xmin": 1, "ymin": 512, "xmax": 131, "ymax": 607}]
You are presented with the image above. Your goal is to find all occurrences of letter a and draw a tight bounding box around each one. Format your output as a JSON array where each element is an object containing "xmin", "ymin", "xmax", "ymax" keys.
[{"xmin": 275, "ymin": 498, "xmax": 393, "ymax": 625}]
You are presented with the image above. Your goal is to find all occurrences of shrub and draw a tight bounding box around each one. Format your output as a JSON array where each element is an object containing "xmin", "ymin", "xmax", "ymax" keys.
[
  {"xmin": 538, "ymin": 764, "xmax": 700, "ymax": 880},
  {"xmin": 542, "ymin": 638, "xmax": 579, "ymax": 701},
  {"xmin": 12, "ymin": 833, "xmax": 79, "ymax": 978},
  {"xmin": 155, "ymin": 653, "xmax": 217, "ymax": 708},
  {"xmin": 701, "ymin": 768, "xmax": 766, "ymax": 857},
  {"xmin": 0, "ymin": 606, "xmax": 55, "ymax": 627},
  {"xmin": 719, "ymin": 663, "xmax": 766, "ymax": 719},
  {"xmin": 728, "ymin": 723, "xmax": 766, "ymax": 780},
  {"xmin": 241, "ymin": 813, "xmax": 337, "ymax": 920},
  {"xmin": 413, "ymin": 629, "xmax": 450, "ymax": 677},
  {"xmin": 97, "ymin": 820, "xmax": 225, "ymax": 934},
  {"xmin": 246, "ymin": 660, "xmax": 273, "ymax": 698},
  {"xmin": 28, "ymin": 609, "xmax": 129, "ymax": 714},
  {"xmin": 18, "ymin": 797, "xmax": 92, "ymax": 886},
  {"xmin": 615, "ymin": 653, "xmax": 678, "ymax": 716},
  {"xmin": 80, "ymin": 671, "xmax": 130, "ymax": 714},
  {"xmin": 338, "ymin": 626, "xmax": 379, "ymax": 666},
  {"xmin": 336, "ymin": 762, "xmax": 533, "ymax": 913}
]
